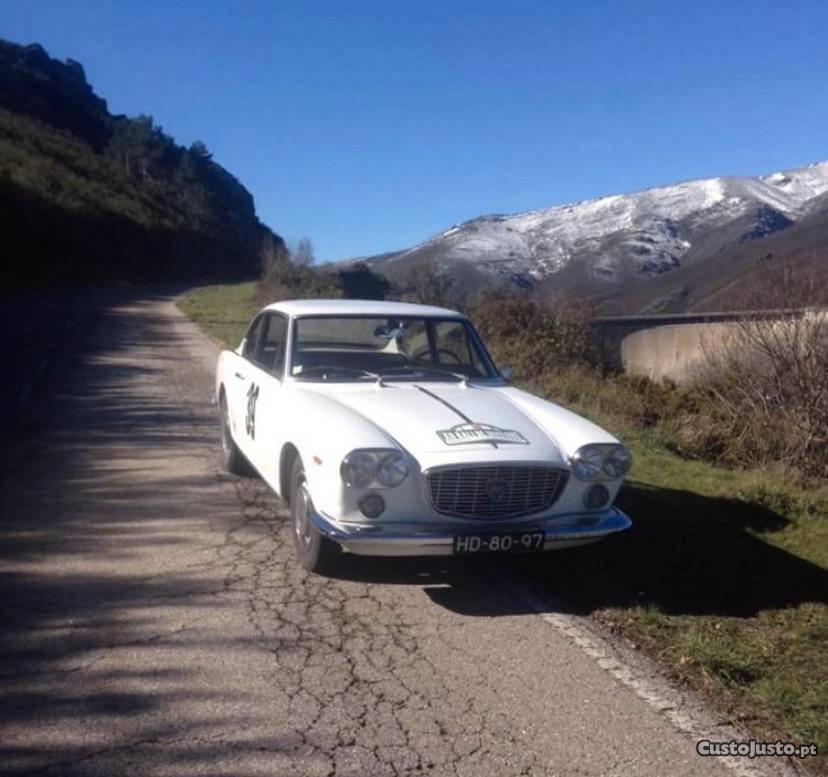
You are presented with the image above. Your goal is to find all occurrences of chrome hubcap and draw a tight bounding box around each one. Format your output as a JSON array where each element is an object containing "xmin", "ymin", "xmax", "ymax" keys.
[{"xmin": 294, "ymin": 480, "xmax": 313, "ymax": 548}]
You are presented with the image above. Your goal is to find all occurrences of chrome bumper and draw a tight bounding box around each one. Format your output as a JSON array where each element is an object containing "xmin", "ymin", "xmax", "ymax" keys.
[{"xmin": 309, "ymin": 507, "xmax": 632, "ymax": 557}]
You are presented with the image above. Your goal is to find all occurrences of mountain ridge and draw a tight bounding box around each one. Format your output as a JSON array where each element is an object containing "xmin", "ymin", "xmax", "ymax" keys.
[{"xmin": 355, "ymin": 160, "xmax": 828, "ymax": 312}]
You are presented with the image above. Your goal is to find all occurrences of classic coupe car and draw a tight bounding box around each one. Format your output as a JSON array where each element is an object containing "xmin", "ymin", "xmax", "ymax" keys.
[{"xmin": 215, "ymin": 299, "xmax": 632, "ymax": 572}]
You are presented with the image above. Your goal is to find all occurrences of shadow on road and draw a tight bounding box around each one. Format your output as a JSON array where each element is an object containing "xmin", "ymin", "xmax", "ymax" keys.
[
  {"xmin": 327, "ymin": 483, "xmax": 827, "ymax": 621},
  {"xmin": 1, "ymin": 287, "xmax": 825, "ymax": 776},
  {"xmin": 522, "ymin": 481, "xmax": 827, "ymax": 618},
  {"xmin": 0, "ymin": 289, "xmax": 280, "ymax": 775}
]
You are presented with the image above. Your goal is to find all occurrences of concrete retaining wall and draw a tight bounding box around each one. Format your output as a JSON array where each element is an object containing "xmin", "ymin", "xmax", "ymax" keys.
[{"xmin": 591, "ymin": 310, "xmax": 824, "ymax": 385}]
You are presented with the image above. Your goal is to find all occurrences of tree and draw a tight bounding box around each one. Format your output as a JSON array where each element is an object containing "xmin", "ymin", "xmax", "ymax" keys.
[
  {"xmin": 291, "ymin": 237, "xmax": 315, "ymax": 267},
  {"xmin": 338, "ymin": 263, "xmax": 390, "ymax": 300},
  {"xmin": 106, "ymin": 114, "xmax": 174, "ymax": 182},
  {"xmin": 189, "ymin": 140, "xmax": 212, "ymax": 161}
]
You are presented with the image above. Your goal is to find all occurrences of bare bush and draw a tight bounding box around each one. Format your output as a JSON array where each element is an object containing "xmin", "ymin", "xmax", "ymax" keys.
[
  {"xmin": 395, "ymin": 260, "xmax": 457, "ymax": 308},
  {"xmin": 693, "ymin": 311, "xmax": 828, "ymax": 478},
  {"xmin": 258, "ymin": 266, "xmax": 340, "ymax": 304},
  {"xmin": 685, "ymin": 267, "xmax": 828, "ymax": 480}
]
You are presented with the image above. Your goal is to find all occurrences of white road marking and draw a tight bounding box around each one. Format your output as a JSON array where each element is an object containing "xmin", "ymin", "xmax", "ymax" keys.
[{"xmin": 512, "ymin": 582, "xmax": 796, "ymax": 777}]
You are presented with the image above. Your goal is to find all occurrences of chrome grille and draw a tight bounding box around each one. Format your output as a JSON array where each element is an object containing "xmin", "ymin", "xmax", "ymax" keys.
[{"xmin": 426, "ymin": 465, "xmax": 568, "ymax": 519}]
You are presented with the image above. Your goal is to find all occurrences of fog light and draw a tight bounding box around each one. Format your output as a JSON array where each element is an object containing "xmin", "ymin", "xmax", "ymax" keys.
[
  {"xmin": 359, "ymin": 493, "xmax": 385, "ymax": 519},
  {"xmin": 584, "ymin": 484, "xmax": 610, "ymax": 510}
]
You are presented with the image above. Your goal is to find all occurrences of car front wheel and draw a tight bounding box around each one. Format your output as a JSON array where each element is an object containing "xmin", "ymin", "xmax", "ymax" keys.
[{"xmin": 290, "ymin": 456, "xmax": 340, "ymax": 574}]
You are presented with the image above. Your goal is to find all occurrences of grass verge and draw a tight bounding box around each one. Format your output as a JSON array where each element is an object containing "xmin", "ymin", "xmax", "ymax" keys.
[
  {"xmin": 179, "ymin": 281, "xmax": 828, "ymax": 772},
  {"xmin": 178, "ymin": 281, "xmax": 260, "ymax": 349}
]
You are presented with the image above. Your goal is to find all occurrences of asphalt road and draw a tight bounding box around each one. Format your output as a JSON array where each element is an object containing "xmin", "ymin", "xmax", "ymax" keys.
[{"xmin": 0, "ymin": 289, "xmax": 778, "ymax": 776}]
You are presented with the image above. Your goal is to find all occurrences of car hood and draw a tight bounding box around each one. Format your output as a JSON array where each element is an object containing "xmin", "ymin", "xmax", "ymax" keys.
[{"xmin": 313, "ymin": 382, "xmax": 566, "ymax": 466}]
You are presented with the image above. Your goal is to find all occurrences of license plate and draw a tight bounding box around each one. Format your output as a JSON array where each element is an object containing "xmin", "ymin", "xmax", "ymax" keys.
[{"xmin": 453, "ymin": 530, "xmax": 545, "ymax": 555}]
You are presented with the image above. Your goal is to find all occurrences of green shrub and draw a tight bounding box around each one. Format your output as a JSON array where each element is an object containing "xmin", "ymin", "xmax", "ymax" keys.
[
  {"xmin": 469, "ymin": 293, "xmax": 601, "ymax": 378},
  {"xmin": 257, "ymin": 259, "xmax": 340, "ymax": 305}
]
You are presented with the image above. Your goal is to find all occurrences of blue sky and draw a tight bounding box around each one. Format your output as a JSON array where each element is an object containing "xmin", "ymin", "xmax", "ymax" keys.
[{"xmin": 3, "ymin": 0, "xmax": 827, "ymax": 261}]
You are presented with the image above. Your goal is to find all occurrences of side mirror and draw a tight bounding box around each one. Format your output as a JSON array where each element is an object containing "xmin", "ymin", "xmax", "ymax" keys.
[
  {"xmin": 499, "ymin": 364, "xmax": 513, "ymax": 380},
  {"xmin": 236, "ymin": 338, "xmax": 246, "ymax": 356}
]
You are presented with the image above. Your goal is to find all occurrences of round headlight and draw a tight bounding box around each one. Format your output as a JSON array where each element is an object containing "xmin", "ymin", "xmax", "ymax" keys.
[
  {"xmin": 376, "ymin": 452, "xmax": 409, "ymax": 487},
  {"xmin": 584, "ymin": 483, "xmax": 610, "ymax": 509},
  {"xmin": 359, "ymin": 493, "xmax": 385, "ymax": 518},
  {"xmin": 604, "ymin": 446, "xmax": 632, "ymax": 478},
  {"xmin": 341, "ymin": 451, "xmax": 376, "ymax": 488},
  {"xmin": 570, "ymin": 445, "xmax": 605, "ymax": 481}
]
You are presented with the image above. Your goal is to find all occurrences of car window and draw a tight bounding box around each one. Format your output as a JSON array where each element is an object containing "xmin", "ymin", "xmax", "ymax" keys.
[
  {"xmin": 242, "ymin": 315, "xmax": 264, "ymax": 360},
  {"xmin": 253, "ymin": 314, "xmax": 287, "ymax": 377},
  {"xmin": 397, "ymin": 320, "xmax": 429, "ymax": 358},
  {"xmin": 290, "ymin": 316, "xmax": 494, "ymax": 380},
  {"xmin": 433, "ymin": 320, "xmax": 486, "ymax": 373}
]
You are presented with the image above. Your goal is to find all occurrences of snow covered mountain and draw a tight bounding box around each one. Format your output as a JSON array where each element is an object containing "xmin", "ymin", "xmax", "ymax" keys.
[{"xmin": 359, "ymin": 160, "xmax": 828, "ymax": 311}]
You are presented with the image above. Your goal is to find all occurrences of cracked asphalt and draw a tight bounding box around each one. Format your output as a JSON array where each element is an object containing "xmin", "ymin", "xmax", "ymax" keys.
[{"xmin": 0, "ymin": 289, "xmax": 739, "ymax": 776}]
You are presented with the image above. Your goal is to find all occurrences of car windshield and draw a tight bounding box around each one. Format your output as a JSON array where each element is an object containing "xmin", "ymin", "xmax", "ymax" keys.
[{"xmin": 291, "ymin": 316, "xmax": 496, "ymax": 381}]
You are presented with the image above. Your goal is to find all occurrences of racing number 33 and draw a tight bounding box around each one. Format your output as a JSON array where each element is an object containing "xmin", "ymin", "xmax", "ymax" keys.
[{"xmin": 245, "ymin": 383, "xmax": 259, "ymax": 439}]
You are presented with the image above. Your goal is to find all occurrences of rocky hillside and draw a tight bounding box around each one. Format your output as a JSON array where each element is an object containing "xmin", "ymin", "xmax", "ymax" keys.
[
  {"xmin": 357, "ymin": 161, "xmax": 828, "ymax": 312},
  {"xmin": 0, "ymin": 39, "xmax": 285, "ymax": 291}
]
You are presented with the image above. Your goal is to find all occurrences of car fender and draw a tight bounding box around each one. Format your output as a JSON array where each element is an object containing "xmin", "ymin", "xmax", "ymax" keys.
[
  {"xmin": 275, "ymin": 387, "xmax": 411, "ymax": 520},
  {"xmin": 498, "ymin": 386, "xmax": 620, "ymax": 456},
  {"xmin": 497, "ymin": 386, "xmax": 625, "ymax": 507}
]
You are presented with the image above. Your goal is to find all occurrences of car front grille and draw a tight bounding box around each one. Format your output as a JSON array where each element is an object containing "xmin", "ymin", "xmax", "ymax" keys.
[{"xmin": 425, "ymin": 465, "xmax": 568, "ymax": 519}]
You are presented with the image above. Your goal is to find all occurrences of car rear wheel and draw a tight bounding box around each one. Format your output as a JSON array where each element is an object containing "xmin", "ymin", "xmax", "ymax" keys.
[
  {"xmin": 290, "ymin": 456, "xmax": 340, "ymax": 574},
  {"xmin": 220, "ymin": 392, "xmax": 249, "ymax": 476}
]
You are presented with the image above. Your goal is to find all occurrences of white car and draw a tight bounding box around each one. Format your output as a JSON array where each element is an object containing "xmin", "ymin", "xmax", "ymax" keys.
[{"xmin": 215, "ymin": 299, "xmax": 632, "ymax": 573}]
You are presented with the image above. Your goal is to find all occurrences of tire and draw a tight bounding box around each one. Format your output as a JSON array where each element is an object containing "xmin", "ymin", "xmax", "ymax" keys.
[
  {"xmin": 290, "ymin": 456, "xmax": 341, "ymax": 574},
  {"xmin": 219, "ymin": 392, "xmax": 249, "ymax": 476}
]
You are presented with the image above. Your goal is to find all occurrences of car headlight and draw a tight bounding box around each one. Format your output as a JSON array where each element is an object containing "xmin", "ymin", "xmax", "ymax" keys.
[
  {"xmin": 569, "ymin": 444, "xmax": 631, "ymax": 480},
  {"xmin": 603, "ymin": 445, "xmax": 632, "ymax": 478},
  {"xmin": 584, "ymin": 483, "xmax": 610, "ymax": 509},
  {"xmin": 340, "ymin": 451, "xmax": 377, "ymax": 488},
  {"xmin": 377, "ymin": 451, "xmax": 409, "ymax": 487},
  {"xmin": 340, "ymin": 449, "xmax": 409, "ymax": 488},
  {"xmin": 358, "ymin": 493, "xmax": 386, "ymax": 518},
  {"xmin": 569, "ymin": 445, "xmax": 605, "ymax": 480}
]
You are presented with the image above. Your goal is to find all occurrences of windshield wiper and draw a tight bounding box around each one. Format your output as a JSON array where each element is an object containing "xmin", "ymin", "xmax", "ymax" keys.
[
  {"xmin": 378, "ymin": 365, "xmax": 469, "ymax": 383},
  {"xmin": 294, "ymin": 365, "xmax": 379, "ymax": 381}
]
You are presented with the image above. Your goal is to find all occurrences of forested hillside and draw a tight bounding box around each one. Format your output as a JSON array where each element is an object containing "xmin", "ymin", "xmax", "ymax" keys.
[{"xmin": 0, "ymin": 40, "xmax": 285, "ymax": 291}]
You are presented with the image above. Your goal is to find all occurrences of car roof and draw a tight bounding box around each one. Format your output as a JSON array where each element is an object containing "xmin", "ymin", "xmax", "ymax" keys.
[{"xmin": 262, "ymin": 299, "xmax": 466, "ymax": 318}]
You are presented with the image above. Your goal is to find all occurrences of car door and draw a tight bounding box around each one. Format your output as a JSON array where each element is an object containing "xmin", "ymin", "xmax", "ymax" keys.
[
  {"xmin": 245, "ymin": 312, "xmax": 288, "ymax": 486},
  {"xmin": 228, "ymin": 314, "xmax": 265, "ymax": 464}
]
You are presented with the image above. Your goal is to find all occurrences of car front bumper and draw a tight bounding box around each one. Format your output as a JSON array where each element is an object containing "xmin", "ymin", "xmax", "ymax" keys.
[{"xmin": 309, "ymin": 507, "xmax": 632, "ymax": 557}]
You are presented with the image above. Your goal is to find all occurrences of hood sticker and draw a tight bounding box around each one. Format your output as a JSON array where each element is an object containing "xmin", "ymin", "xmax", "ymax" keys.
[{"xmin": 437, "ymin": 422, "xmax": 529, "ymax": 446}]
